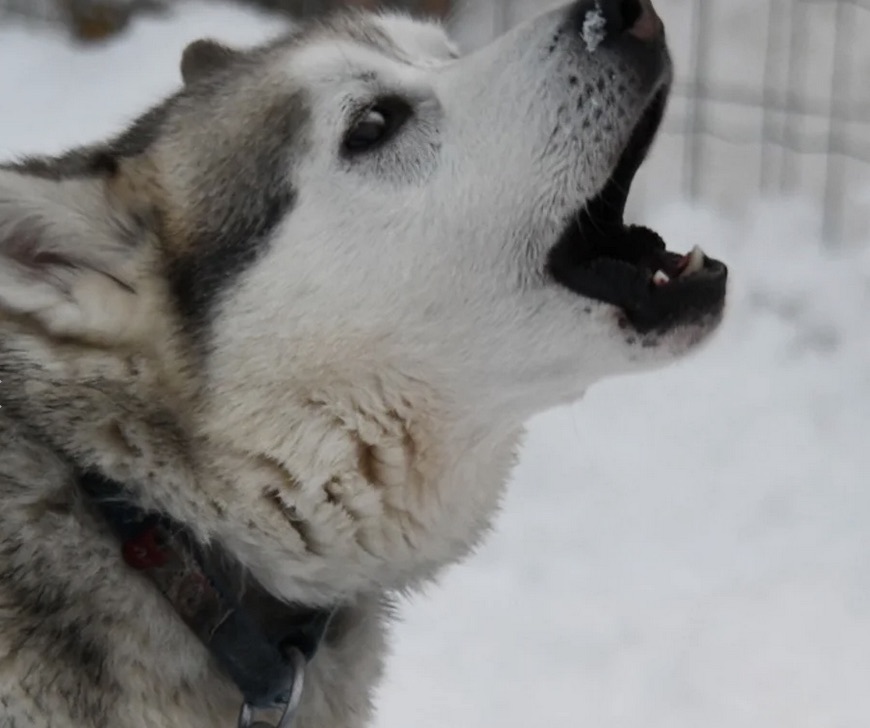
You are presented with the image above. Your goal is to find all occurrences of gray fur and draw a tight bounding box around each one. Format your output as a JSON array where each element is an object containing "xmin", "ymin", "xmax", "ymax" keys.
[
  {"xmin": 181, "ymin": 40, "xmax": 243, "ymax": 86},
  {"xmin": 0, "ymin": 28, "xmax": 338, "ymax": 728}
]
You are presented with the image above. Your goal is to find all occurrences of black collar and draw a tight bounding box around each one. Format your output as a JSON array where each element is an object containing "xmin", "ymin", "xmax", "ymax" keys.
[{"xmin": 78, "ymin": 470, "xmax": 335, "ymax": 713}]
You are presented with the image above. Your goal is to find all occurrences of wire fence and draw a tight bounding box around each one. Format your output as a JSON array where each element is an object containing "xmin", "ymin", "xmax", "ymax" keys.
[
  {"xmin": 476, "ymin": 0, "xmax": 870, "ymax": 244},
  {"xmin": 684, "ymin": 0, "xmax": 869, "ymax": 243}
]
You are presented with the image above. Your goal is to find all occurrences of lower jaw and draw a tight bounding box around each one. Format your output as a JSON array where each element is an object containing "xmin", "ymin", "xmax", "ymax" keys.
[
  {"xmin": 548, "ymin": 224, "xmax": 729, "ymax": 335},
  {"xmin": 546, "ymin": 89, "xmax": 728, "ymax": 335}
]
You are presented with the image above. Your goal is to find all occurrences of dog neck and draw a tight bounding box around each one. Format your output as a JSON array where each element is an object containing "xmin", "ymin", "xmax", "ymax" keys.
[
  {"xmin": 0, "ymin": 331, "xmax": 520, "ymax": 595},
  {"xmin": 77, "ymin": 468, "xmax": 336, "ymax": 715}
]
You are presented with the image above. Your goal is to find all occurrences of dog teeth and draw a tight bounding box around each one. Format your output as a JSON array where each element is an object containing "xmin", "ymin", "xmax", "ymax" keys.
[
  {"xmin": 680, "ymin": 246, "xmax": 706, "ymax": 278},
  {"xmin": 652, "ymin": 270, "xmax": 670, "ymax": 286}
]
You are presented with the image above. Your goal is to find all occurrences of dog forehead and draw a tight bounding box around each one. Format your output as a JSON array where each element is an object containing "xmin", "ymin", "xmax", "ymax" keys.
[
  {"xmin": 284, "ymin": 40, "xmax": 431, "ymax": 97},
  {"xmin": 274, "ymin": 11, "xmax": 454, "ymax": 80},
  {"xmin": 371, "ymin": 14, "xmax": 458, "ymax": 65}
]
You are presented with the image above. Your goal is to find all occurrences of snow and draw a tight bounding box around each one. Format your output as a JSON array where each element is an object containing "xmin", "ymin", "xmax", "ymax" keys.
[
  {"xmin": 581, "ymin": 2, "xmax": 606, "ymax": 53},
  {"xmin": 380, "ymin": 202, "xmax": 870, "ymax": 728},
  {"xmin": 1, "ymin": 3, "xmax": 868, "ymax": 727}
]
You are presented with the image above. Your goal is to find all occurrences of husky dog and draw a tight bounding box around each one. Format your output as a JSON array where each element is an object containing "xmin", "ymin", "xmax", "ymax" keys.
[{"xmin": 0, "ymin": 1, "xmax": 727, "ymax": 726}]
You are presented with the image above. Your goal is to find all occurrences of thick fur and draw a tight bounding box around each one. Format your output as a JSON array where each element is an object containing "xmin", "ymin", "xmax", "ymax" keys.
[{"xmin": 0, "ymin": 5, "xmax": 721, "ymax": 727}]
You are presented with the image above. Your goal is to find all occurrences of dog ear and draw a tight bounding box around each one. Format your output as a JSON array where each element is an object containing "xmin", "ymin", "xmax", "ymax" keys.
[
  {"xmin": 181, "ymin": 39, "xmax": 241, "ymax": 86},
  {"xmin": 0, "ymin": 166, "xmax": 145, "ymax": 341}
]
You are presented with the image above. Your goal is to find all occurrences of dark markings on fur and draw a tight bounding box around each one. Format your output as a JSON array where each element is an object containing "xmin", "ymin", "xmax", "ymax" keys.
[
  {"xmin": 90, "ymin": 151, "xmax": 119, "ymax": 177},
  {"xmin": 356, "ymin": 443, "xmax": 380, "ymax": 486},
  {"xmin": 181, "ymin": 39, "xmax": 243, "ymax": 86},
  {"xmin": 0, "ymin": 517, "xmax": 118, "ymax": 726},
  {"xmin": 111, "ymin": 98, "xmax": 177, "ymax": 159},
  {"xmin": 165, "ymin": 178, "xmax": 295, "ymax": 330},
  {"xmin": 7, "ymin": 47, "xmax": 308, "ymax": 334},
  {"xmin": 164, "ymin": 88, "xmax": 306, "ymax": 333},
  {"xmin": 264, "ymin": 488, "xmax": 321, "ymax": 555}
]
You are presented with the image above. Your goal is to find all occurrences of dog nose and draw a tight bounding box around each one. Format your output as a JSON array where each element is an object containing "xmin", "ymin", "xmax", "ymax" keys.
[
  {"xmin": 624, "ymin": 0, "xmax": 663, "ymax": 42},
  {"xmin": 571, "ymin": 0, "xmax": 663, "ymax": 45}
]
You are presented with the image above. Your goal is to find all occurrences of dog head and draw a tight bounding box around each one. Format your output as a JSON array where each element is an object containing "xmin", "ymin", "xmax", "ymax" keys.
[{"xmin": 0, "ymin": 1, "xmax": 727, "ymax": 590}]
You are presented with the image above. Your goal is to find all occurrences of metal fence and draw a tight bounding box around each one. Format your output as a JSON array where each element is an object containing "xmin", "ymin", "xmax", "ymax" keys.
[
  {"xmin": 683, "ymin": 0, "xmax": 869, "ymax": 242},
  {"xmin": 473, "ymin": 0, "xmax": 870, "ymax": 243}
]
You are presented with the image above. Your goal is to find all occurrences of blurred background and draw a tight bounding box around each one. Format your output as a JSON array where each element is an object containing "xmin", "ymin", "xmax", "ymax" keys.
[
  {"xmin": 1, "ymin": 1, "xmax": 868, "ymax": 727},
  {"xmin": 470, "ymin": 0, "xmax": 870, "ymax": 245}
]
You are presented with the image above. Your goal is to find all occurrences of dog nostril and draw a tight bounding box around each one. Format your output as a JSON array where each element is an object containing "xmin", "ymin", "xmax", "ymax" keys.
[
  {"xmin": 625, "ymin": 0, "xmax": 663, "ymax": 42},
  {"xmin": 621, "ymin": 0, "xmax": 643, "ymax": 31}
]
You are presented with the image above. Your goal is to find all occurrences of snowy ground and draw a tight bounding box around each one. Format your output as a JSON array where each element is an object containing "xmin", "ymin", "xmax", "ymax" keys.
[{"xmin": 1, "ymin": 3, "xmax": 869, "ymax": 727}]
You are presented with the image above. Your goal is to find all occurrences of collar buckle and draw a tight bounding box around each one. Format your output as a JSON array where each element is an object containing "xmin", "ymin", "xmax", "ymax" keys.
[{"xmin": 238, "ymin": 646, "xmax": 307, "ymax": 728}]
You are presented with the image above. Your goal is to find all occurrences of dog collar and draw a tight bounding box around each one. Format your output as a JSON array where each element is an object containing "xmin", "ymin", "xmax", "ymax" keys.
[{"xmin": 78, "ymin": 470, "xmax": 335, "ymax": 728}]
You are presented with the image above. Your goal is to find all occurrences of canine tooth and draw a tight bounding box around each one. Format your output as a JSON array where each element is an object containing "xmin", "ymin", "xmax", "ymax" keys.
[
  {"xmin": 681, "ymin": 245, "xmax": 706, "ymax": 277},
  {"xmin": 652, "ymin": 270, "xmax": 670, "ymax": 286}
]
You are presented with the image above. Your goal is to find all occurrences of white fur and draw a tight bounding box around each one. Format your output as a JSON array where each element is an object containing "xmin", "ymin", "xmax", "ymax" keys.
[{"xmin": 197, "ymin": 7, "xmax": 712, "ymax": 601}]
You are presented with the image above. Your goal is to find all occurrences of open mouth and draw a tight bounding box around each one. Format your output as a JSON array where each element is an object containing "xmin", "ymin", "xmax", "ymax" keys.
[{"xmin": 547, "ymin": 89, "xmax": 728, "ymax": 334}]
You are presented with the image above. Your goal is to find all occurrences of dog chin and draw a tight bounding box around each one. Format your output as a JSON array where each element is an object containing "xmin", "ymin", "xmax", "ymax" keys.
[{"xmin": 622, "ymin": 307, "xmax": 727, "ymax": 366}]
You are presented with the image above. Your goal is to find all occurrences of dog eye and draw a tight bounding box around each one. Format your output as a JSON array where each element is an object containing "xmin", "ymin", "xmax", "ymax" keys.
[
  {"xmin": 343, "ymin": 98, "xmax": 412, "ymax": 156},
  {"xmin": 347, "ymin": 109, "xmax": 387, "ymax": 150}
]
